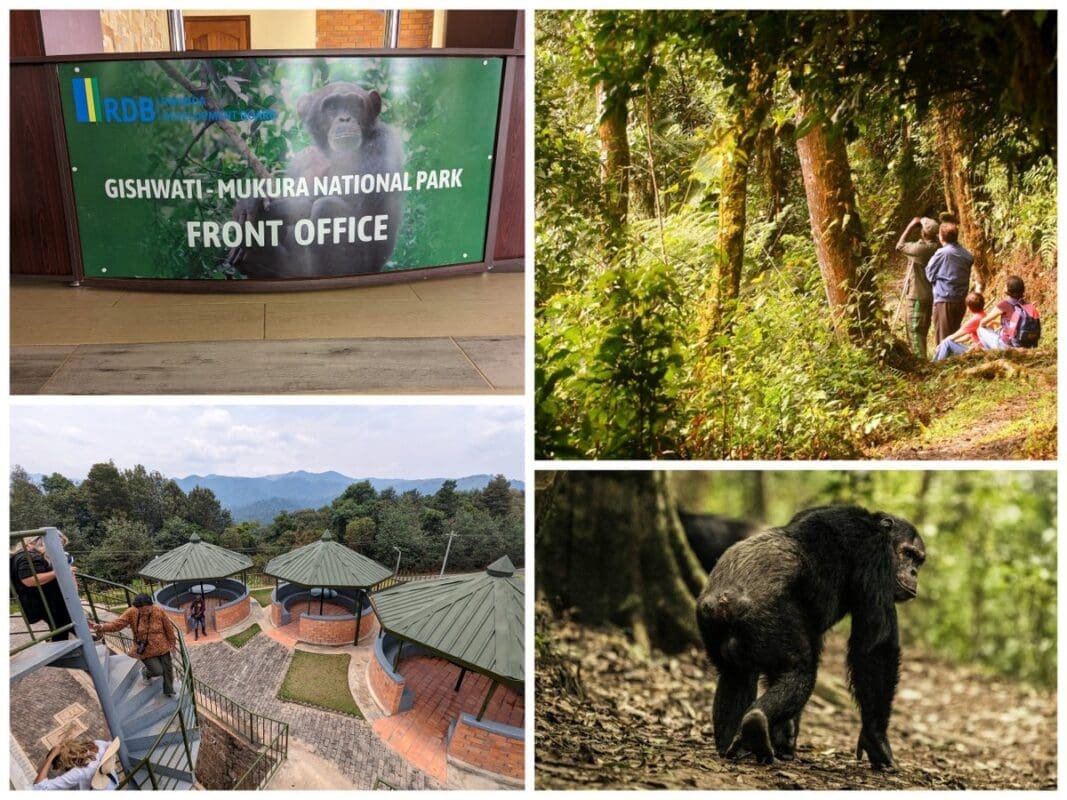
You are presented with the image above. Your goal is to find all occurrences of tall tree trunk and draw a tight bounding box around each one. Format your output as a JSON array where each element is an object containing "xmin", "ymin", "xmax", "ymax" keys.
[
  {"xmin": 536, "ymin": 471, "xmax": 704, "ymax": 654},
  {"xmin": 597, "ymin": 81, "xmax": 630, "ymax": 242},
  {"xmin": 704, "ymin": 72, "xmax": 769, "ymax": 333},
  {"xmin": 756, "ymin": 125, "xmax": 784, "ymax": 222},
  {"xmin": 934, "ymin": 99, "xmax": 994, "ymax": 290},
  {"xmin": 795, "ymin": 101, "xmax": 879, "ymax": 343}
]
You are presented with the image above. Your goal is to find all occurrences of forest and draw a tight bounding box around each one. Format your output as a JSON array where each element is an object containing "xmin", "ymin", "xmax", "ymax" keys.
[
  {"xmin": 10, "ymin": 463, "xmax": 524, "ymax": 585},
  {"xmin": 536, "ymin": 10, "xmax": 1057, "ymax": 459},
  {"xmin": 535, "ymin": 470, "xmax": 1057, "ymax": 789}
]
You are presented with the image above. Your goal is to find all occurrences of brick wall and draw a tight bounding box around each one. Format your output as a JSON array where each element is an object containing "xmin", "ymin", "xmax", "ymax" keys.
[
  {"xmin": 448, "ymin": 715, "xmax": 524, "ymax": 781},
  {"xmin": 271, "ymin": 602, "xmax": 282, "ymax": 627},
  {"xmin": 316, "ymin": 10, "xmax": 433, "ymax": 49},
  {"xmin": 369, "ymin": 651, "xmax": 405, "ymax": 715},
  {"xmin": 399, "ymin": 11, "xmax": 433, "ymax": 48},
  {"xmin": 163, "ymin": 607, "xmax": 187, "ymax": 633},
  {"xmin": 215, "ymin": 596, "xmax": 250, "ymax": 631},
  {"xmin": 298, "ymin": 613, "xmax": 356, "ymax": 645}
]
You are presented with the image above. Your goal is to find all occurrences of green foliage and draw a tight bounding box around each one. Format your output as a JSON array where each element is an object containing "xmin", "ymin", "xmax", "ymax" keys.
[
  {"xmin": 679, "ymin": 471, "xmax": 1057, "ymax": 686},
  {"xmin": 537, "ymin": 246, "xmax": 685, "ymax": 458},
  {"xmin": 683, "ymin": 267, "xmax": 910, "ymax": 459},
  {"xmin": 12, "ymin": 465, "xmax": 524, "ymax": 580},
  {"xmin": 225, "ymin": 623, "xmax": 261, "ymax": 648},
  {"xmin": 80, "ymin": 519, "xmax": 155, "ymax": 585}
]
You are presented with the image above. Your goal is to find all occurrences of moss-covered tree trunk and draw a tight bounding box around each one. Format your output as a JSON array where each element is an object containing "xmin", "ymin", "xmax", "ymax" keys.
[
  {"xmin": 705, "ymin": 72, "xmax": 769, "ymax": 333},
  {"xmin": 934, "ymin": 99, "xmax": 994, "ymax": 290},
  {"xmin": 597, "ymin": 81, "xmax": 630, "ymax": 242},
  {"xmin": 536, "ymin": 471, "xmax": 705, "ymax": 654}
]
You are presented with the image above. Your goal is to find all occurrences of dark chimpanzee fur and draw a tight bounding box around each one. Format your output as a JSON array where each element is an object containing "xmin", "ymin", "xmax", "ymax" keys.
[
  {"xmin": 696, "ymin": 505, "xmax": 925, "ymax": 770},
  {"xmin": 677, "ymin": 510, "xmax": 760, "ymax": 574},
  {"xmin": 234, "ymin": 81, "xmax": 404, "ymax": 278}
]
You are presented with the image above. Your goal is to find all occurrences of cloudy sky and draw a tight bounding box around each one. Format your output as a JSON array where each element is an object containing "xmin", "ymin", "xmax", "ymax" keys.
[{"xmin": 10, "ymin": 404, "xmax": 524, "ymax": 481}]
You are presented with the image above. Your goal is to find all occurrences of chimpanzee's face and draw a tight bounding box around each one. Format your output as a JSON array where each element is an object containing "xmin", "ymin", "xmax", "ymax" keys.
[
  {"xmin": 885, "ymin": 517, "xmax": 926, "ymax": 602},
  {"xmin": 322, "ymin": 94, "xmax": 366, "ymax": 151}
]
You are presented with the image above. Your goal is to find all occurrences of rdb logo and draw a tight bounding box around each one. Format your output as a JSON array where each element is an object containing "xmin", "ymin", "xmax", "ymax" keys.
[{"xmin": 72, "ymin": 77, "xmax": 155, "ymax": 124}]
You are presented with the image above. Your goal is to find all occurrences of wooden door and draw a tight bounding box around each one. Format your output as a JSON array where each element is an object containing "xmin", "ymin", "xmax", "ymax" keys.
[{"xmin": 183, "ymin": 16, "xmax": 250, "ymax": 51}]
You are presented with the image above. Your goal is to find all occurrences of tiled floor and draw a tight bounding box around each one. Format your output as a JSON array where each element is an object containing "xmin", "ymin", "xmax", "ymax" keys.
[
  {"xmin": 372, "ymin": 655, "xmax": 523, "ymax": 783},
  {"xmin": 10, "ymin": 272, "xmax": 524, "ymax": 394}
]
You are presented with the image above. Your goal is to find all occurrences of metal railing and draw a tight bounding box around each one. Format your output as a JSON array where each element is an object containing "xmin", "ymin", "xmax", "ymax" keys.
[
  {"xmin": 192, "ymin": 679, "xmax": 289, "ymax": 790},
  {"xmin": 79, "ymin": 574, "xmax": 199, "ymax": 790},
  {"xmin": 9, "ymin": 529, "xmax": 198, "ymax": 790},
  {"xmin": 9, "ymin": 530, "xmax": 77, "ymax": 652}
]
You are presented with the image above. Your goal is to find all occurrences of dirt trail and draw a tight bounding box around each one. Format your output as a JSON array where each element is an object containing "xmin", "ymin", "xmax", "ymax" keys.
[
  {"xmin": 874, "ymin": 348, "xmax": 1056, "ymax": 461},
  {"xmin": 536, "ymin": 620, "xmax": 1056, "ymax": 790}
]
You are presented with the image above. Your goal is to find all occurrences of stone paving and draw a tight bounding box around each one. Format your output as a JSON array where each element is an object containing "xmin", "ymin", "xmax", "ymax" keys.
[
  {"xmin": 372, "ymin": 656, "xmax": 524, "ymax": 784},
  {"xmin": 187, "ymin": 635, "xmax": 438, "ymax": 789}
]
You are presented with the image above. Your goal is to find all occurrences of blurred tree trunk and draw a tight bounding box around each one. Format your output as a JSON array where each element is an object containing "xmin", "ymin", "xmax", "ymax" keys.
[
  {"xmin": 740, "ymin": 472, "xmax": 766, "ymax": 520},
  {"xmin": 934, "ymin": 99, "xmax": 994, "ymax": 290},
  {"xmin": 536, "ymin": 471, "xmax": 705, "ymax": 653},
  {"xmin": 597, "ymin": 81, "xmax": 630, "ymax": 243}
]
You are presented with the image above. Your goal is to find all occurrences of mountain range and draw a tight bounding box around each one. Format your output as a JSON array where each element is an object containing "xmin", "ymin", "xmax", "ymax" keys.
[{"xmin": 174, "ymin": 470, "xmax": 524, "ymax": 523}]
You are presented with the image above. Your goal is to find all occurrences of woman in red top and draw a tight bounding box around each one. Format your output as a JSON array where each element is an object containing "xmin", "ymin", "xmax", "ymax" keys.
[{"xmin": 932, "ymin": 291, "xmax": 985, "ymax": 361}]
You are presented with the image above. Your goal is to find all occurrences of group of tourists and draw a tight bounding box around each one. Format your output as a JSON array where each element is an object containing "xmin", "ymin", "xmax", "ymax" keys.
[{"xmin": 896, "ymin": 215, "xmax": 1041, "ymax": 361}]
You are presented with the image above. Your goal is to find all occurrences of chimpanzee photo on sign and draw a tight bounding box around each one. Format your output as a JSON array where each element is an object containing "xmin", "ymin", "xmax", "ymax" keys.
[
  {"xmin": 58, "ymin": 56, "xmax": 503, "ymax": 280},
  {"xmin": 534, "ymin": 470, "xmax": 1056, "ymax": 790}
]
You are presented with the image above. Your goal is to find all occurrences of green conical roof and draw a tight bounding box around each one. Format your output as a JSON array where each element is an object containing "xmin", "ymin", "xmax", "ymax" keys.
[
  {"xmin": 370, "ymin": 555, "xmax": 524, "ymax": 686},
  {"xmin": 264, "ymin": 531, "xmax": 392, "ymax": 589},
  {"xmin": 139, "ymin": 533, "xmax": 252, "ymax": 582}
]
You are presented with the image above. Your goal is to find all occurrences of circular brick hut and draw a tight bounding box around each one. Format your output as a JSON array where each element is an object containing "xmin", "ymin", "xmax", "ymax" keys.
[
  {"xmin": 369, "ymin": 555, "xmax": 525, "ymax": 782},
  {"xmin": 264, "ymin": 531, "xmax": 391, "ymax": 646},
  {"xmin": 139, "ymin": 533, "xmax": 254, "ymax": 635}
]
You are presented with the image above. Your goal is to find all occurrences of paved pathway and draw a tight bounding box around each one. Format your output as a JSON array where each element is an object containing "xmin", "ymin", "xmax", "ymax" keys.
[{"xmin": 187, "ymin": 635, "xmax": 437, "ymax": 789}]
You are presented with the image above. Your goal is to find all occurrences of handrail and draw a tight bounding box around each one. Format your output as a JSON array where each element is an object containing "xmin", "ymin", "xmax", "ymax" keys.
[
  {"xmin": 9, "ymin": 528, "xmax": 198, "ymax": 791},
  {"xmin": 79, "ymin": 574, "xmax": 198, "ymax": 790},
  {"xmin": 9, "ymin": 529, "xmax": 70, "ymax": 650},
  {"xmin": 11, "ymin": 529, "xmax": 288, "ymax": 790},
  {"xmin": 192, "ymin": 678, "xmax": 290, "ymax": 790}
]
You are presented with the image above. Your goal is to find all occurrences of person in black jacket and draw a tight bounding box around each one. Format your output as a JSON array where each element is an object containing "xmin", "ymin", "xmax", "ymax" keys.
[{"xmin": 10, "ymin": 533, "xmax": 75, "ymax": 641}]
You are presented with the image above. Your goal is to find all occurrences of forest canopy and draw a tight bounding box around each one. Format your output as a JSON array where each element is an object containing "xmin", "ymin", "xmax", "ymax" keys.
[
  {"xmin": 10, "ymin": 464, "xmax": 524, "ymax": 585},
  {"xmin": 536, "ymin": 10, "xmax": 1057, "ymax": 460}
]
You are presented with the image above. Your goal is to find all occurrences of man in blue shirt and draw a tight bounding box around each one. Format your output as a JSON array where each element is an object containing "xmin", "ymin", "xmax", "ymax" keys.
[{"xmin": 925, "ymin": 222, "xmax": 974, "ymax": 344}]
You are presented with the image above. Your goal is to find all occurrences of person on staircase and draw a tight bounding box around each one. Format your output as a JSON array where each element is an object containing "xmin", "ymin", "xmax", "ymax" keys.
[
  {"xmin": 10, "ymin": 533, "xmax": 75, "ymax": 642},
  {"xmin": 90, "ymin": 594, "xmax": 177, "ymax": 697}
]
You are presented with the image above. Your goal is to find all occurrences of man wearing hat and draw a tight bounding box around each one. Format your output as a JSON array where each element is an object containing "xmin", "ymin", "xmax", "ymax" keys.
[
  {"xmin": 90, "ymin": 594, "xmax": 177, "ymax": 697},
  {"xmin": 32, "ymin": 736, "xmax": 120, "ymax": 790},
  {"xmin": 895, "ymin": 215, "xmax": 940, "ymax": 358}
]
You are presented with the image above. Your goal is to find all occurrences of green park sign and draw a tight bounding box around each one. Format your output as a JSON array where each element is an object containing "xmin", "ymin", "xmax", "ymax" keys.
[{"xmin": 58, "ymin": 56, "xmax": 504, "ymax": 280}]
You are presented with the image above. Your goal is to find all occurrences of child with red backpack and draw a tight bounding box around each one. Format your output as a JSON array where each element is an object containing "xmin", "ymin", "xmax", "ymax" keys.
[{"xmin": 976, "ymin": 275, "xmax": 1041, "ymax": 351}]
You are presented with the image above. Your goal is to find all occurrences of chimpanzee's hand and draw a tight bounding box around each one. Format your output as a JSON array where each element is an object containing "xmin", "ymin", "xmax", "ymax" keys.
[{"xmin": 856, "ymin": 726, "xmax": 895, "ymax": 770}]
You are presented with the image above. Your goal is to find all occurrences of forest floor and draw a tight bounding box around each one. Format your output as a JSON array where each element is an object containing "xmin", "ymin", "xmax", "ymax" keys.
[
  {"xmin": 536, "ymin": 617, "xmax": 1056, "ymax": 790},
  {"xmin": 872, "ymin": 331, "xmax": 1057, "ymax": 460}
]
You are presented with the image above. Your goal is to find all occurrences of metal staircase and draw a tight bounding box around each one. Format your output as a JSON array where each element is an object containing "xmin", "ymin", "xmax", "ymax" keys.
[{"xmin": 10, "ymin": 528, "xmax": 200, "ymax": 790}]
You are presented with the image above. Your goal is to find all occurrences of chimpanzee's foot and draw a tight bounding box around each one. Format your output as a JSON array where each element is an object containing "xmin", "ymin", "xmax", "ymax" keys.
[{"xmin": 726, "ymin": 709, "xmax": 774, "ymax": 764}]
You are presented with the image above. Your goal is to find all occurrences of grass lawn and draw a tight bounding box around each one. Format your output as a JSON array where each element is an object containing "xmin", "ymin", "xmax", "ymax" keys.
[
  {"xmin": 226, "ymin": 623, "xmax": 261, "ymax": 648},
  {"xmin": 278, "ymin": 650, "xmax": 364, "ymax": 718},
  {"xmin": 251, "ymin": 588, "xmax": 274, "ymax": 607}
]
